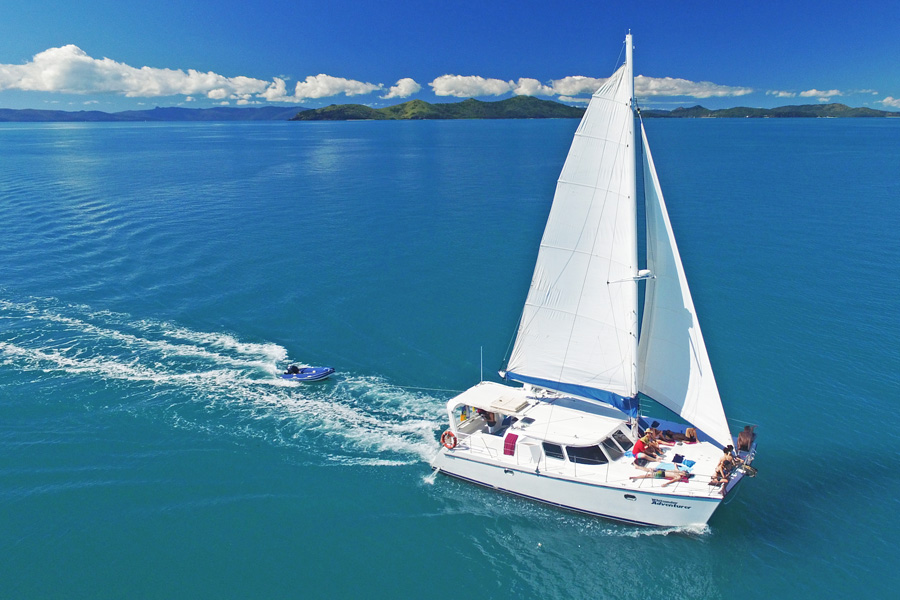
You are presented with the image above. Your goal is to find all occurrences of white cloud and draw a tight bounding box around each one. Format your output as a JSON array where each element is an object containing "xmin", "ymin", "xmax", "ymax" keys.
[
  {"xmin": 557, "ymin": 95, "xmax": 590, "ymax": 104},
  {"xmin": 0, "ymin": 45, "xmax": 395, "ymax": 104},
  {"xmin": 550, "ymin": 76, "xmax": 607, "ymax": 96},
  {"xmin": 636, "ymin": 75, "xmax": 752, "ymax": 98},
  {"xmin": 382, "ymin": 77, "xmax": 421, "ymax": 99},
  {"xmin": 880, "ymin": 96, "xmax": 900, "ymax": 108},
  {"xmin": 512, "ymin": 77, "xmax": 555, "ymax": 96},
  {"xmin": 293, "ymin": 74, "xmax": 382, "ymax": 100},
  {"xmin": 767, "ymin": 90, "xmax": 797, "ymax": 98},
  {"xmin": 430, "ymin": 75, "xmax": 513, "ymax": 97},
  {"xmin": 261, "ymin": 77, "xmax": 290, "ymax": 102},
  {"xmin": 800, "ymin": 88, "xmax": 841, "ymax": 102},
  {"xmin": 0, "ymin": 45, "xmax": 271, "ymax": 100}
]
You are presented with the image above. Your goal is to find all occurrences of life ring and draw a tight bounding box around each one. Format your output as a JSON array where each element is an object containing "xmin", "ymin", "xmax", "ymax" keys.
[{"xmin": 441, "ymin": 430, "xmax": 458, "ymax": 450}]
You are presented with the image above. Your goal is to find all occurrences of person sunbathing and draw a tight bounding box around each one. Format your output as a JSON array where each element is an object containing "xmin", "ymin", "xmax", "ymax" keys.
[
  {"xmin": 630, "ymin": 468, "xmax": 690, "ymax": 487},
  {"xmin": 660, "ymin": 427, "xmax": 698, "ymax": 443},
  {"xmin": 646, "ymin": 428, "xmax": 674, "ymax": 450}
]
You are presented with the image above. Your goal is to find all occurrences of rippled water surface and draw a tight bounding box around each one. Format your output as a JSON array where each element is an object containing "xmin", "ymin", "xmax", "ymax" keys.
[{"xmin": 1, "ymin": 119, "xmax": 898, "ymax": 598}]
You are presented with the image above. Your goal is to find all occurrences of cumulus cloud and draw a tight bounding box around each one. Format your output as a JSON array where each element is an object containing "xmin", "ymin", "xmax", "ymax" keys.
[
  {"xmin": 550, "ymin": 76, "xmax": 607, "ymax": 96},
  {"xmin": 767, "ymin": 90, "xmax": 797, "ymax": 98},
  {"xmin": 293, "ymin": 74, "xmax": 382, "ymax": 100},
  {"xmin": 0, "ymin": 45, "xmax": 273, "ymax": 100},
  {"xmin": 512, "ymin": 77, "xmax": 555, "ymax": 96},
  {"xmin": 800, "ymin": 88, "xmax": 841, "ymax": 101},
  {"xmin": 430, "ymin": 74, "xmax": 513, "ymax": 97},
  {"xmin": 879, "ymin": 96, "xmax": 900, "ymax": 108},
  {"xmin": 0, "ymin": 45, "xmax": 396, "ymax": 104},
  {"xmin": 557, "ymin": 95, "xmax": 591, "ymax": 104},
  {"xmin": 428, "ymin": 72, "xmax": 754, "ymax": 101},
  {"xmin": 635, "ymin": 75, "xmax": 752, "ymax": 98},
  {"xmin": 382, "ymin": 77, "xmax": 421, "ymax": 99},
  {"xmin": 0, "ymin": 45, "xmax": 770, "ymax": 106}
]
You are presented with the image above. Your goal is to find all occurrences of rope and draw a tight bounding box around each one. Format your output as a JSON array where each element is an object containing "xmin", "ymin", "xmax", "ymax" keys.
[{"xmin": 395, "ymin": 385, "xmax": 464, "ymax": 394}]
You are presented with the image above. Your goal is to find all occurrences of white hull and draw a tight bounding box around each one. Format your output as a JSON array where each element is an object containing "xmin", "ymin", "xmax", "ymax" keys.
[{"xmin": 432, "ymin": 450, "xmax": 723, "ymax": 528}]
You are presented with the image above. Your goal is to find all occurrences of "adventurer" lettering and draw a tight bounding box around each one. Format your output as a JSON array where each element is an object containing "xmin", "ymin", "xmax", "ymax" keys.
[{"xmin": 650, "ymin": 498, "xmax": 692, "ymax": 510}]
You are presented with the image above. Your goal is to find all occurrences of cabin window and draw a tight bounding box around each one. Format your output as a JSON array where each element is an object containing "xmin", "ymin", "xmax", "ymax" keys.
[
  {"xmin": 565, "ymin": 445, "xmax": 609, "ymax": 465},
  {"xmin": 542, "ymin": 442, "xmax": 564, "ymax": 461},
  {"xmin": 612, "ymin": 430, "xmax": 633, "ymax": 452},
  {"xmin": 601, "ymin": 438, "xmax": 624, "ymax": 461}
]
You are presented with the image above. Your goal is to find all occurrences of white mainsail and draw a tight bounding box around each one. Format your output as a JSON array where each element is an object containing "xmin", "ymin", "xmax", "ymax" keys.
[
  {"xmin": 636, "ymin": 123, "xmax": 732, "ymax": 447},
  {"xmin": 505, "ymin": 34, "xmax": 732, "ymax": 446},
  {"xmin": 505, "ymin": 38, "xmax": 638, "ymax": 407}
]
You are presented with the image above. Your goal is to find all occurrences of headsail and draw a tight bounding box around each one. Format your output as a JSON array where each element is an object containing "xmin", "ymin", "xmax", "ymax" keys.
[
  {"xmin": 636, "ymin": 122, "xmax": 732, "ymax": 447},
  {"xmin": 506, "ymin": 36, "xmax": 638, "ymax": 413}
]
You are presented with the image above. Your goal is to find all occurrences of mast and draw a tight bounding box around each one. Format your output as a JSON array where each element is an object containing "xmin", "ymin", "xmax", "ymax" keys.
[{"xmin": 625, "ymin": 33, "xmax": 639, "ymax": 401}]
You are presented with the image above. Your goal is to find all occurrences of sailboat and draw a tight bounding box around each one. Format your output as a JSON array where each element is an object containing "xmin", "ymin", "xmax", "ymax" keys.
[{"xmin": 431, "ymin": 34, "xmax": 756, "ymax": 527}]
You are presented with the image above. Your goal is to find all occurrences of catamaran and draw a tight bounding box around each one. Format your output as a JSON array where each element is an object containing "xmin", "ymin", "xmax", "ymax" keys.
[{"xmin": 431, "ymin": 34, "xmax": 756, "ymax": 527}]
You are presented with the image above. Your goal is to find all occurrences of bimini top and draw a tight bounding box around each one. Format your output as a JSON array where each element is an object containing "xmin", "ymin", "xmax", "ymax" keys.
[
  {"xmin": 445, "ymin": 381, "xmax": 531, "ymax": 416},
  {"xmin": 446, "ymin": 381, "xmax": 628, "ymax": 447}
]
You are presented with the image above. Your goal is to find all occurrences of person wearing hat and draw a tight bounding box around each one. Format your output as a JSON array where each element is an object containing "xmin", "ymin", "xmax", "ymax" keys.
[{"xmin": 631, "ymin": 433, "xmax": 664, "ymax": 463}]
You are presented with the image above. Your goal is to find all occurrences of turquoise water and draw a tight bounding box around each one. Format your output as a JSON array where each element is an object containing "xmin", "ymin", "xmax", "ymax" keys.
[{"xmin": 1, "ymin": 118, "xmax": 898, "ymax": 598}]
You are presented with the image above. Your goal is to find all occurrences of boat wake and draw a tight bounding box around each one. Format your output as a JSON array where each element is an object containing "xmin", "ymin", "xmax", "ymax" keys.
[{"xmin": 0, "ymin": 297, "xmax": 443, "ymax": 466}]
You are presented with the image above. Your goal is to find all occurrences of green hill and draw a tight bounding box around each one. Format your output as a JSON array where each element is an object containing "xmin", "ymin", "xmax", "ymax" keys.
[
  {"xmin": 291, "ymin": 96, "xmax": 586, "ymax": 121},
  {"xmin": 641, "ymin": 103, "xmax": 898, "ymax": 118}
]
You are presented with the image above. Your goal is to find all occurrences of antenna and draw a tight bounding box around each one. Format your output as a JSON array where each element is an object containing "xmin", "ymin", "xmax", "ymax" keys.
[{"xmin": 480, "ymin": 346, "xmax": 483, "ymax": 382}]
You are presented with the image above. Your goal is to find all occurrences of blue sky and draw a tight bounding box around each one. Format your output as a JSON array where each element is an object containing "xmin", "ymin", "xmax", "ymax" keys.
[{"xmin": 2, "ymin": 0, "xmax": 899, "ymax": 112}]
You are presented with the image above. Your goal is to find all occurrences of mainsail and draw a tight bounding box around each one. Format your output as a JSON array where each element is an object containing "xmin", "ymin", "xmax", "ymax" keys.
[
  {"xmin": 505, "ymin": 34, "xmax": 732, "ymax": 446},
  {"xmin": 505, "ymin": 38, "xmax": 638, "ymax": 413},
  {"xmin": 636, "ymin": 123, "xmax": 732, "ymax": 447}
]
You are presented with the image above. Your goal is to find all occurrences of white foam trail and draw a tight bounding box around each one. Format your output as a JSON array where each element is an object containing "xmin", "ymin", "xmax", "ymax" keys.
[{"xmin": 0, "ymin": 296, "xmax": 445, "ymax": 466}]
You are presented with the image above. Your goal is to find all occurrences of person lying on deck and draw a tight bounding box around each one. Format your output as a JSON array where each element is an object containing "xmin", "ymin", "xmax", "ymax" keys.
[
  {"xmin": 660, "ymin": 427, "xmax": 697, "ymax": 443},
  {"xmin": 647, "ymin": 428, "xmax": 674, "ymax": 451},
  {"xmin": 629, "ymin": 468, "xmax": 690, "ymax": 487}
]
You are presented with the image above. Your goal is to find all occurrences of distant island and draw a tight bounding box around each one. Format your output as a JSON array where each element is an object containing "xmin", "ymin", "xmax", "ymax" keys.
[
  {"xmin": 1, "ymin": 99, "xmax": 897, "ymax": 122},
  {"xmin": 641, "ymin": 104, "xmax": 899, "ymax": 118},
  {"xmin": 290, "ymin": 96, "xmax": 584, "ymax": 120},
  {"xmin": 292, "ymin": 98, "xmax": 899, "ymax": 120},
  {"xmin": 0, "ymin": 105, "xmax": 306, "ymax": 122}
]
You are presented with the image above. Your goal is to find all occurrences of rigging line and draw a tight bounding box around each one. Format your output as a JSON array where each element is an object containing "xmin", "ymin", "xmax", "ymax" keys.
[
  {"xmin": 394, "ymin": 385, "xmax": 465, "ymax": 394},
  {"xmin": 613, "ymin": 36, "xmax": 627, "ymax": 76}
]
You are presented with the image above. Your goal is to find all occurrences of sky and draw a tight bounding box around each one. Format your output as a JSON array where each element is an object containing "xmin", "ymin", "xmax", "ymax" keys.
[{"xmin": 1, "ymin": 0, "xmax": 899, "ymax": 112}]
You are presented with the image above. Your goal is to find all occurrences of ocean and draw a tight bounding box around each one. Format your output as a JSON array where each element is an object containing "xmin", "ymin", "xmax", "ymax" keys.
[{"xmin": 1, "ymin": 117, "xmax": 898, "ymax": 598}]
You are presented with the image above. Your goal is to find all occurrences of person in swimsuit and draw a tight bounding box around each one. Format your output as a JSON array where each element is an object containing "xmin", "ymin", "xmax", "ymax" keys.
[
  {"xmin": 737, "ymin": 425, "xmax": 757, "ymax": 451},
  {"xmin": 631, "ymin": 434, "xmax": 663, "ymax": 463},
  {"xmin": 709, "ymin": 445, "xmax": 744, "ymax": 489},
  {"xmin": 629, "ymin": 468, "xmax": 689, "ymax": 487}
]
